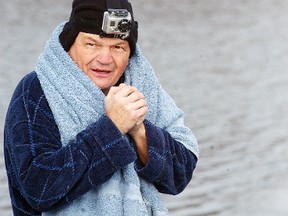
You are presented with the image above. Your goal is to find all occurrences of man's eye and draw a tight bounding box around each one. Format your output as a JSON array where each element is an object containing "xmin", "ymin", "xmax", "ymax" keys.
[
  {"xmin": 87, "ymin": 43, "xmax": 95, "ymax": 47},
  {"xmin": 115, "ymin": 45, "xmax": 124, "ymax": 50},
  {"xmin": 114, "ymin": 46, "xmax": 126, "ymax": 52}
]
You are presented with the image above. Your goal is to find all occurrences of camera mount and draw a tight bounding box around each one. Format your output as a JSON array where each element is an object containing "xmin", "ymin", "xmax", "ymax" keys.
[{"xmin": 101, "ymin": 0, "xmax": 132, "ymax": 39}]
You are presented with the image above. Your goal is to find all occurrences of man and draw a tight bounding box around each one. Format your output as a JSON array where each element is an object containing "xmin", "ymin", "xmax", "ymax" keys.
[{"xmin": 4, "ymin": 0, "xmax": 199, "ymax": 215}]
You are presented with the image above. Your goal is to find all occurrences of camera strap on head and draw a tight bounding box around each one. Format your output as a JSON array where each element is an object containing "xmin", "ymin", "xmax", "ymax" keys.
[{"xmin": 106, "ymin": 0, "xmax": 121, "ymax": 9}]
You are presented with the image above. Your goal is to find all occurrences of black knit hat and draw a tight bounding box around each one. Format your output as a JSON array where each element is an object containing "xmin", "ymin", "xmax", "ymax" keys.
[{"xmin": 59, "ymin": 0, "xmax": 138, "ymax": 56}]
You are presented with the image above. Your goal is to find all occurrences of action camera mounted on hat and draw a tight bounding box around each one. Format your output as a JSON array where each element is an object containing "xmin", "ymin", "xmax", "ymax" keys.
[
  {"xmin": 101, "ymin": 0, "xmax": 132, "ymax": 39},
  {"xmin": 102, "ymin": 8, "xmax": 132, "ymax": 39}
]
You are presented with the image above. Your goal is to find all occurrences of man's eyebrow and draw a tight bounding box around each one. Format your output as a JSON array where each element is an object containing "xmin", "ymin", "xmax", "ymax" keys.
[
  {"xmin": 83, "ymin": 36, "xmax": 98, "ymax": 42},
  {"xmin": 113, "ymin": 41, "xmax": 128, "ymax": 46}
]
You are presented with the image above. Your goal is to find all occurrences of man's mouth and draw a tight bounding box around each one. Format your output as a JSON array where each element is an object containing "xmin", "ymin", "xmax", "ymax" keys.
[
  {"xmin": 90, "ymin": 68, "xmax": 112, "ymax": 78},
  {"xmin": 92, "ymin": 68, "xmax": 111, "ymax": 73}
]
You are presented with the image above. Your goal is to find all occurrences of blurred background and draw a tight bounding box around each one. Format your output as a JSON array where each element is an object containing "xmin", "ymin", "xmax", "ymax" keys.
[{"xmin": 1, "ymin": 0, "xmax": 288, "ymax": 215}]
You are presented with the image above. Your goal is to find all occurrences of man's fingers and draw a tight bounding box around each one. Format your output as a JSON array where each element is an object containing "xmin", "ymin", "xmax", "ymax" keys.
[
  {"xmin": 135, "ymin": 111, "xmax": 147, "ymax": 126},
  {"xmin": 115, "ymin": 85, "xmax": 138, "ymax": 98},
  {"xmin": 129, "ymin": 98, "xmax": 147, "ymax": 110},
  {"xmin": 108, "ymin": 84, "xmax": 127, "ymax": 95},
  {"xmin": 135, "ymin": 106, "xmax": 148, "ymax": 120},
  {"xmin": 127, "ymin": 91, "xmax": 144, "ymax": 103}
]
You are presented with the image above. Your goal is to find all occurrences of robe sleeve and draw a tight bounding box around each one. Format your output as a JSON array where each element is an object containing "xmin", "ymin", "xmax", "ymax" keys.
[{"xmin": 135, "ymin": 120, "xmax": 198, "ymax": 195}]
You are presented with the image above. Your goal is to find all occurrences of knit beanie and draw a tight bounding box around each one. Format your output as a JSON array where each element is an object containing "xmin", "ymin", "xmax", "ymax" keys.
[{"xmin": 59, "ymin": 0, "xmax": 138, "ymax": 57}]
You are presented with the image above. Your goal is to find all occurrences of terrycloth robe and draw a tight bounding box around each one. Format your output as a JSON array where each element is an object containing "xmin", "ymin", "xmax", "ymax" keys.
[{"xmin": 35, "ymin": 23, "xmax": 199, "ymax": 215}]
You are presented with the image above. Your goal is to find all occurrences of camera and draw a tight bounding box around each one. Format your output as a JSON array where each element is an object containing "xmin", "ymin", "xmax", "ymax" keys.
[{"xmin": 102, "ymin": 9, "xmax": 132, "ymax": 39}]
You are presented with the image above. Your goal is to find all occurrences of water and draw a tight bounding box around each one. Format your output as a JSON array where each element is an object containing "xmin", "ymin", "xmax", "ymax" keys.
[{"xmin": 1, "ymin": 0, "xmax": 288, "ymax": 215}]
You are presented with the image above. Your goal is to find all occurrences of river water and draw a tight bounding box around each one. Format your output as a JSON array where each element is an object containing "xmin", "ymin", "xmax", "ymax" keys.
[{"xmin": 1, "ymin": 0, "xmax": 288, "ymax": 215}]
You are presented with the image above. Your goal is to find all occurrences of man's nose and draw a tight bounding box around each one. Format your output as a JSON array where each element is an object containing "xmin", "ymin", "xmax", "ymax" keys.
[{"xmin": 96, "ymin": 48, "xmax": 113, "ymax": 64}]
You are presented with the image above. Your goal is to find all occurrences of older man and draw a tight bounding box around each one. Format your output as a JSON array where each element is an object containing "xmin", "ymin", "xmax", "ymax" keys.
[{"xmin": 4, "ymin": 0, "xmax": 199, "ymax": 215}]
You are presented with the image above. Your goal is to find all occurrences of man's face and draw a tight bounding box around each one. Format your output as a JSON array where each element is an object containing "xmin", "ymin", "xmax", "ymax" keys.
[{"xmin": 69, "ymin": 32, "xmax": 130, "ymax": 94}]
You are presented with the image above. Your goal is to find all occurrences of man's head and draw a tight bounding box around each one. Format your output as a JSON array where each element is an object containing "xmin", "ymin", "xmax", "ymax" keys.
[
  {"xmin": 61, "ymin": 0, "xmax": 138, "ymax": 94},
  {"xmin": 60, "ymin": 0, "xmax": 138, "ymax": 56}
]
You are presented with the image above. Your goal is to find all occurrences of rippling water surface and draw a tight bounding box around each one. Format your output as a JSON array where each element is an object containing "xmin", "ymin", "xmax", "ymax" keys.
[{"xmin": 1, "ymin": 1, "xmax": 288, "ymax": 215}]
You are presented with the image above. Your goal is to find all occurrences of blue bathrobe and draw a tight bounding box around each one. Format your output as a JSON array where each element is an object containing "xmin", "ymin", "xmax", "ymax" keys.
[{"xmin": 4, "ymin": 24, "xmax": 198, "ymax": 216}]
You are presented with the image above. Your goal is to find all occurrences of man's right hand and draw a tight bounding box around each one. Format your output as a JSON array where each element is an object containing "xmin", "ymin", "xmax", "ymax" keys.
[{"xmin": 105, "ymin": 84, "xmax": 148, "ymax": 135}]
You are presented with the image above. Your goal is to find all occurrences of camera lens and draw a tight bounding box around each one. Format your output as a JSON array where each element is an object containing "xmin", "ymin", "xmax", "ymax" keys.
[{"xmin": 118, "ymin": 19, "xmax": 131, "ymax": 32}]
